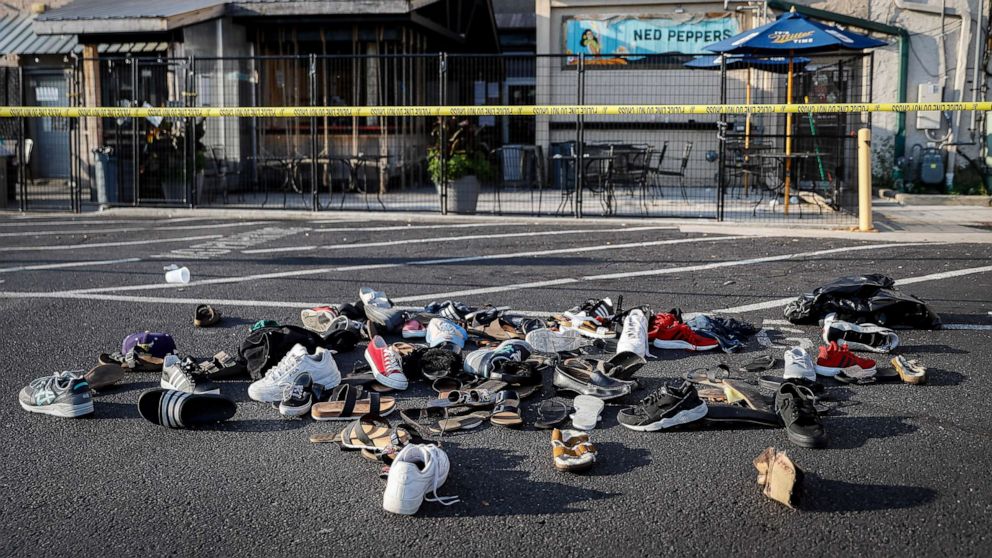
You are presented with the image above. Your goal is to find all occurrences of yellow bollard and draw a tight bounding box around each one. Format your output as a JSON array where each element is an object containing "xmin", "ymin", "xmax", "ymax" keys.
[{"xmin": 857, "ymin": 128, "xmax": 875, "ymax": 232}]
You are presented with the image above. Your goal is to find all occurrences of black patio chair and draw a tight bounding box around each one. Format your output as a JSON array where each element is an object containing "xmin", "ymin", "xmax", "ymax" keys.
[{"xmin": 651, "ymin": 141, "xmax": 693, "ymax": 203}]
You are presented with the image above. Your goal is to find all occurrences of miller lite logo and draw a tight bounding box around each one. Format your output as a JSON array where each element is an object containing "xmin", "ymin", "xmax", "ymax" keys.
[{"xmin": 769, "ymin": 31, "xmax": 814, "ymax": 44}]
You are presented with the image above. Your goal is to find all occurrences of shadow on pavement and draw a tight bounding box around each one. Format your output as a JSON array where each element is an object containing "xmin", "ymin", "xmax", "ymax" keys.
[
  {"xmin": 427, "ymin": 445, "xmax": 618, "ymax": 517},
  {"xmin": 825, "ymin": 415, "xmax": 919, "ymax": 449},
  {"xmin": 898, "ymin": 344, "xmax": 969, "ymax": 355},
  {"xmin": 802, "ymin": 476, "xmax": 938, "ymax": 513}
]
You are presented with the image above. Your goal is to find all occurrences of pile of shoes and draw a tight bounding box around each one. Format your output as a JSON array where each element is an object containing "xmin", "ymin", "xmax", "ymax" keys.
[{"xmin": 16, "ymin": 280, "xmax": 940, "ymax": 515}]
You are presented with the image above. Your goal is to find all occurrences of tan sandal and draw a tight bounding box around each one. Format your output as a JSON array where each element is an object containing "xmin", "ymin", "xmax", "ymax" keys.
[{"xmin": 552, "ymin": 429, "xmax": 597, "ymax": 472}]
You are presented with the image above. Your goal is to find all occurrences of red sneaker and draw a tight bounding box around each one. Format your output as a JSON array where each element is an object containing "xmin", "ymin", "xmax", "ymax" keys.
[
  {"xmin": 650, "ymin": 320, "xmax": 719, "ymax": 351},
  {"xmin": 815, "ymin": 341, "xmax": 876, "ymax": 377},
  {"xmin": 365, "ymin": 336, "xmax": 408, "ymax": 390},
  {"xmin": 647, "ymin": 313, "xmax": 678, "ymax": 339}
]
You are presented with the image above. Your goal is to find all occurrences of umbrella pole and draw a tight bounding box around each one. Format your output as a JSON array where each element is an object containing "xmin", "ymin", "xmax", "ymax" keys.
[
  {"xmin": 784, "ymin": 52, "xmax": 794, "ymax": 215},
  {"xmin": 744, "ymin": 67, "xmax": 752, "ymax": 195}
]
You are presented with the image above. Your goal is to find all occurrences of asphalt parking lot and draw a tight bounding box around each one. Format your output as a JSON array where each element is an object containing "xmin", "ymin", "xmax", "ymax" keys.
[{"xmin": 1, "ymin": 212, "xmax": 991, "ymax": 557}]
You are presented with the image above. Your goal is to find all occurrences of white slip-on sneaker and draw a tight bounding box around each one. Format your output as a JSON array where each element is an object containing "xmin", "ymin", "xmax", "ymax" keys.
[
  {"xmin": 248, "ymin": 344, "xmax": 340, "ymax": 402},
  {"xmin": 615, "ymin": 309, "xmax": 648, "ymax": 358},
  {"xmin": 383, "ymin": 444, "xmax": 459, "ymax": 515},
  {"xmin": 783, "ymin": 347, "xmax": 816, "ymax": 382},
  {"xmin": 822, "ymin": 313, "xmax": 899, "ymax": 353}
]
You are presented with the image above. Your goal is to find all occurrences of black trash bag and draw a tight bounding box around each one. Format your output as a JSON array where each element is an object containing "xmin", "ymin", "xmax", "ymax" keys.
[
  {"xmin": 784, "ymin": 274, "xmax": 941, "ymax": 329},
  {"xmin": 239, "ymin": 325, "xmax": 358, "ymax": 380}
]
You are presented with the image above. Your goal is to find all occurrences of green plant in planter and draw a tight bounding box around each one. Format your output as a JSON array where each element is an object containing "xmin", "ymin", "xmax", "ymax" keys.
[{"xmin": 428, "ymin": 117, "xmax": 494, "ymax": 185}]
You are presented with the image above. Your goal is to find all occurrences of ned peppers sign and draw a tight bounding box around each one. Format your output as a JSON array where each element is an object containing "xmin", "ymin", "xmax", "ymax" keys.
[{"xmin": 563, "ymin": 14, "xmax": 740, "ymax": 65}]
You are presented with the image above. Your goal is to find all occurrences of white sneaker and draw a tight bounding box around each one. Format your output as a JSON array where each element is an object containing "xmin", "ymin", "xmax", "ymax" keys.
[
  {"xmin": 247, "ymin": 344, "xmax": 340, "ymax": 402},
  {"xmin": 525, "ymin": 328, "xmax": 591, "ymax": 353},
  {"xmin": 425, "ymin": 318, "xmax": 468, "ymax": 352},
  {"xmin": 615, "ymin": 309, "xmax": 648, "ymax": 358},
  {"xmin": 383, "ymin": 444, "xmax": 459, "ymax": 515},
  {"xmin": 783, "ymin": 347, "xmax": 816, "ymax": 382},
  {"xmin": 822, "ymin": 313, "xmax": 900, "ymax": 353},
  {"xmin": 360, "ymin": 287, "xmax": 391, "ymax": 308}
]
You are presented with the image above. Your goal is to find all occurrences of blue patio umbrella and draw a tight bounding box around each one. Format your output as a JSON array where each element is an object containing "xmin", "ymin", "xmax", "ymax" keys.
[
  {"xmin": 704, "ymin": 9, "xmax": 888, "ymax": 55},
  {"xmin": 684, "ymin": 54, "xmax": 811, "ymax": 72},
  {"xmin": 703, "ymin": 8, "xmax": 887, "ymax": 213}
]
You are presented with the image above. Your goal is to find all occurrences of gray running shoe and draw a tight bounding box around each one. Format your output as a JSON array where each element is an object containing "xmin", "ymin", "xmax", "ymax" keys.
[
  {"xmin": 364, "ymin": 304, "xmax": 405, "ymax": 333},
  {"xmin": 162, "ymin": 355, "xmax": 220, "ymax": 395},
  {"xmin": 463, "ymin": 339, "xmax": 533, "ymax": 377},
  {"xmin": 19, "ymin": 371, "xmax": 93, "ymax": 418}
]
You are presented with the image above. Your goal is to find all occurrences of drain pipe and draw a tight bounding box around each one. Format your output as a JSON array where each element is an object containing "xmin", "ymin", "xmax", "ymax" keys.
[{"xmin": 766, "ymin": 1, "xmax": 910, "ymax": 160}]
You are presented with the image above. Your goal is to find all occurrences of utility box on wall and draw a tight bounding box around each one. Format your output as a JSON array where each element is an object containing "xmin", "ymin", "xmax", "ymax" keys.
[{"xmin": 916, "ymin": 83, "xmax": 942, "ymax": 130}]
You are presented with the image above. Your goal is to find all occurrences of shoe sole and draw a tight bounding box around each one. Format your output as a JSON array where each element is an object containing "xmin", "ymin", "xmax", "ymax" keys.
[
  {"xmin": 366, "ymin": 353, "xmax": 409, "ymax": 390},
  {"xmin": 19, "ymin": 399, "xmax": 93, "ymax": 418},
  {"xmin": 620, "ymin": 402, "xmax": 708, "ymax": 432},
  {"xmin": 814, "ymin": 364, "xmax": 876, "ymax": 377},
  {"xmin": 652, "ymin": 339, "xmax": 718, "ymax": 351},
  {"xmin": 383, "ymin": 494, "xmax": 426, "ymax": 515},
  {"xmin": 279, "ymin": 402, "xmax": 313, "ymax": 417},
  {"xmin": 401, "ymin": 331, "xmax": 427, "ymax": 339},
  {"xmin": 786, "ymin": 430, "xmax": 828, "ymax": 449},
  {"xmin": 824, "ymin": 327, "xmax": 896, "ymax": 353},
  {"xmin": 891, "ymin": 358, "xmax": 926, "ymax": 385},
  {"xmin": 161, "ymin": 378, "xmax": 220, "ymax": 395}
]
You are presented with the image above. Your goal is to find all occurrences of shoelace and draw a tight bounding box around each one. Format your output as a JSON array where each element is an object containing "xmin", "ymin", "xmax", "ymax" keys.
[
  {"xmin": 268, "ymin": 351, "xmax": 305, "ymax": 382},
  {"xmin": 421, "ymin": 450, "xmax": 459, "ymax": 506},
  {"xmin": 29, "ymin": 371, "xmax": 76, "ymax": 392},
  {"xmin": 382, "ymin": 349, "xmax": 402, "ymax": 373},
  {"xmin": 281, "ymin": 381, "xmax": 307, "ymax": 401}
]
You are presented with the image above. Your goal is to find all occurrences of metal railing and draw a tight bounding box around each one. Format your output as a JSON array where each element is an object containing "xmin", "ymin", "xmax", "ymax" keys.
[{"xmin": 1, "ymin": 51, "xmax": 874, "ymax": 223}]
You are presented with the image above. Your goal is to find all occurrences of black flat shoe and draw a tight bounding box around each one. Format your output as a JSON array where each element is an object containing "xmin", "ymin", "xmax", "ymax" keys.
[{"xmin": 774, "ymin": 383, "xmax": 827, "ymax": 448}]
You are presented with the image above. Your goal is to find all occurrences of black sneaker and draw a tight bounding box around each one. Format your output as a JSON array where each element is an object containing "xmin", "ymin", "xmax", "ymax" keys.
[
  {"xmin": 19, "ymin": 371, "xmax": 93, "ymax": 418},
  {"xmin": 775, "ymin": 382, "xmax": 827, "ymax": 448},
  {"xmin": 161, "ymin": 355, "xmax": 220, "ymax": 395},
  {"xmin": 279, "ymin": 373, "xmax": 314, "ymax": 417},
  {"xmin": 618, "ymin": 380, "xmax": 707, "ymax": 431},
  {"xmin": 138, "ymin": 388, "xmax": 236, "ymax": 429}
]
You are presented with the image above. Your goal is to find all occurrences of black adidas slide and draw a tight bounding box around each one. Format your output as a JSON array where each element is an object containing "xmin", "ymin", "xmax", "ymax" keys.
[{"xmin": 138, "ymin": 388, "xmax": 236, "ymax": 429}]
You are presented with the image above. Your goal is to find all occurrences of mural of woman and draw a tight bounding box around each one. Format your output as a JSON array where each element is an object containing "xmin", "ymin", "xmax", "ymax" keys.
[{"xmin": 580, "ymin": 29, "xmax": 602, "ymax": 55}]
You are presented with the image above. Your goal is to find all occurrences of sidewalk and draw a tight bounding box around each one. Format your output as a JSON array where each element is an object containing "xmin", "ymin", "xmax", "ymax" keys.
[{"xmin": 3, "ymin": 199, "xmax": 992, "ymax": 243}]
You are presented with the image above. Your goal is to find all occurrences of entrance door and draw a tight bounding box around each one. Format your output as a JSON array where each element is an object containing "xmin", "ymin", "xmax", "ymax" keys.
[{"xmin": 26, "ymin": 71, "xmax": 71, "ymax": 178}]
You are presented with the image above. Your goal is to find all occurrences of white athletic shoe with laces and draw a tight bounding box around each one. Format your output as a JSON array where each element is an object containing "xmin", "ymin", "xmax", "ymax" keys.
[
  {"xmin": 247, "ymin": 344, "xmax": 340, "ymax": 402},
  {"xmin": 383, "ymin": 444, "xmax": 459, "ymax": 515},
  {"xmin": 615, "ymin": 309, "xmax": 648, "ymax": 358}
]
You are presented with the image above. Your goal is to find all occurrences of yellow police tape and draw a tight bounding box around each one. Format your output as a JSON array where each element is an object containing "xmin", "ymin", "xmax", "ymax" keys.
[{"xmin": 1, "ymin": 102, "xmax": 991, "ymax": 118}]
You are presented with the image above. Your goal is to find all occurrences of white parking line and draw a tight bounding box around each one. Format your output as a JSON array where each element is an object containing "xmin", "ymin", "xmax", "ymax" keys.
[
  {"xmin": 0, "ymin": 219, "xmax": 155, "ymax": 228},
  {"xmin": 58, "ymin": 235, "xmax": 745, "ymax": 295},
  {"xmin": 241, "ymin": 225, "xmax": 674, "ymax": 254},
  {"xmin": 0, "ymin": 220, "xmax": 272, "ymax": 238},
  {"xmin": 0, "ymin": 291, "xmax": 321, "ymax": 309},
  {"xmin": 392, "ymin": 243, "xmax": 922, "ymax": 302},
  {"xmin": 762, "ymin": 318, "xmax": 992, "ymax": 331},
  {"xmin": 0, "ymin": 234, "xmax": 225, "ymax": 252},
  {"xmin": 310, "ymin": 222, "xmax": 547, "ymax": 232},
  {"xmin": 0, "ymin": 258, "xmax": 141, "ymax": 274}
]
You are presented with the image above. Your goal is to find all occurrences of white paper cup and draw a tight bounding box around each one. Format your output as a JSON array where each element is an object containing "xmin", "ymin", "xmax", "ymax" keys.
[{"xmin": 165, "ymin": 267, "xmax": 190, "ymax": 284}]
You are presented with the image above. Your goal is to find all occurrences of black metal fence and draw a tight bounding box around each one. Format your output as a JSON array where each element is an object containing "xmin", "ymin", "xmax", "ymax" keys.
[{"xmin": 1, "ymin": 52, "xmax": 872, "ymax": 223}]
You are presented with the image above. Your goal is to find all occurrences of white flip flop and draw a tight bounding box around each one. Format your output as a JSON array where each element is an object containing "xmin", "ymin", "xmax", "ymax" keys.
[{"xmin": 569, "ymin": 395, "xmax": 605, "ymax": 431}]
